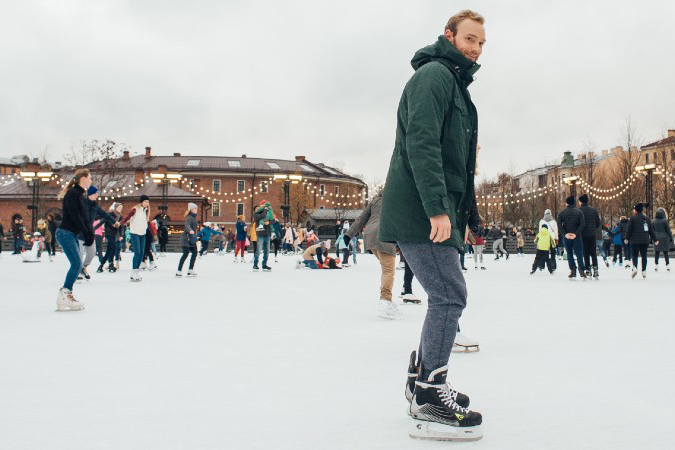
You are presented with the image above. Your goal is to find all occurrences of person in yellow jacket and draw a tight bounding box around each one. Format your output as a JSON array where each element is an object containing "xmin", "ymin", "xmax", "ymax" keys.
[{"xmin": 530, "ymin": 224, "xmax": 556, "ymax": 274}]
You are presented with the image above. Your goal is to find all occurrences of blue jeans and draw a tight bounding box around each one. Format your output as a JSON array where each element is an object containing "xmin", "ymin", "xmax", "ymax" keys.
[
  {"xmin": 130, "ymin": 234, "xmax": 145, "ymax": 269},
  {"xmin": 564, "ymin": 236, "xmax": 585, "ymax": 272},
  {"xmin": 254, "ymin": 235, "xmax": 270, "ymax": 267},
  {"xmin": 303, "ymin": 259, "xmax": 318, "ymax": 269},
  {"xmin": 56, "ymin": 228, "xmax": 82, "ymax": 291},
  {"xmin": 596, "ymin": 239, "xmax": 606, "ymax": 259},
  {"xmin": 350, "ymin": 237, "xmax": 358, "ymax": 262}
]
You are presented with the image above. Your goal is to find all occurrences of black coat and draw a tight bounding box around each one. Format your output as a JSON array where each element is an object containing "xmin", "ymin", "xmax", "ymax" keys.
[
  {"xmin": 625, "ymin": 213, "xmax": 657, "ymax": 245},
  {"xmin": 557, "ymin": 206, "xmax": 585, "ymax": 236},
  {"xmin": 59, "ymin": 184, "xmax": 94, "ymax": 244},
  {"xmin": 579, "ymin": 204, "xmax": 601, "ymax": 239},
  {"xmin": 652, "ymin": 211, "xmax": 673, "ymax": 252}
]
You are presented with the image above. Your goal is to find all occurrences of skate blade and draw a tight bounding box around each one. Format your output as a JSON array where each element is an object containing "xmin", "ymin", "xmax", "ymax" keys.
[
  {"xmin": 409, "ymin": 420, "xmax": 482, "ymax": 442},
  {"xmin": 453, "ymin": 345, "xmax": 480, "ymax": 353},
  {"xmin": 55, "ymin": 307, "xmax": 85, "ymax": 312}
]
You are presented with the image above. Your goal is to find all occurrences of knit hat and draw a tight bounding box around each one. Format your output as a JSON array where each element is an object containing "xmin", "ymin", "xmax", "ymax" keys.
[
  {"xmin": 566, "ymin": 196, "xmax": 575, "ymax": 206},
  {"xmin": 579, "ymin": 194, "xmax": 589, "ymax": 204},
  {"xmin": 237, "ymin": 215, "xmax": 244, "ymax": 220},
  {"xmin": 259, "ymin": 200, "xmax": 269, "ymax": 206},
  {"xmin": 541, "ymin": 223, "xmax": 548, "ymax": 229},
  {"xmin": 634, "ymin": 203, "xmax": 644, "ymax": 213},
  {"xmin": 188, "ymin": 202, "xmax": 198, "ymax": 210},
  {"xmin": 140, "ymin": 194, "xmax": 150, "ymax": 203},
  {"xmin": 87, "ymin": 186, "xmax": 98, "ymax": 196}
]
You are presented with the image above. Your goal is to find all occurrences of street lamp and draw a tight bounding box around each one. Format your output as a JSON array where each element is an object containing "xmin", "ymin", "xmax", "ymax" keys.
[
  {"xmin": 273, "ymin": 174, "xmax": 303, "ymax": 223},
  {"xmin": 150, "ymin": 172, "xmax": 181, "ymax": 216},
  {"xmin": 563, "ymin": 176, "xmax": 579, "ymax": 198},
  {"xmin": 20, "ymin": 170, "xmax": 53, "ymax": 232},
  {"xmin": 635, "ymin": 164, "xmax": 658, "ymax": 218}
]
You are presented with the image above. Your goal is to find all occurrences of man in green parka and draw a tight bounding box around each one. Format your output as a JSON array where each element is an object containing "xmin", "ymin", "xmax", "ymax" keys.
[{"xmin": 379, "ymin": 10, "xmax": 486, "ymax": 441}]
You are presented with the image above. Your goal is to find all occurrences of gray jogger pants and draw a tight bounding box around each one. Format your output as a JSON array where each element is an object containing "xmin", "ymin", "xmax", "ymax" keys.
[{"xmin": 398, "ymin": 242, "xmax": 467, "ymax": 379}]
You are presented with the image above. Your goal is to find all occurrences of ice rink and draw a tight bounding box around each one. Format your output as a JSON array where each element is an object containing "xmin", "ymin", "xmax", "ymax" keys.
[{"xmin": 1, "ymin": 250, "xmax": 673, "ymax": 449}]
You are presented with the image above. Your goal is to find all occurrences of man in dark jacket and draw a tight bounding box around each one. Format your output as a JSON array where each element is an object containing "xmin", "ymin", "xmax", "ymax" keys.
[
  {"xmin": 252, "ymin": 200, "xmax": 273, "ymax": 271},
  {"xmin": 625, "ymin": 203, "xmax": 658, "ymax": 278},
  {"xmin": 379, "ymin": 10, "xmax": 485, "ymax": 438},
  {"xmin": 578, "ymin": 194, "xmax": 601, "ymax": 278},
  {"xmin": 557, "ymin": 196, "xmax": 586, "ymax": 278}
]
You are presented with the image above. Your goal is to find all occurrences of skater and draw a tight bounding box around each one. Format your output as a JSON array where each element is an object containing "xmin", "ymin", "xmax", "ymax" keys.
[
  {"xmin": 624, "ymin": 203, "xmax": 658, "ymax": 279},
  {"xmin": 530, "ymin": 224, "xmax": 555, "ymax": 274},
  {"xmin": 617, "ymin": 216, "xmax": 632, "ymax": 267},
  {"xmin": 293, "ymin": 227, "xmax": 304, "ymax": 254},
  {"xmin": 558, "ymin": 196, "xmax": 586, "ymax": 279},
  {"xmin": 516, "ymin": 230, "xmax": 525, "ymax": 255},
  {"xmin": 140, "ymin": 219, "xmax": 157, "ymax": 270},
  {"xmin": 55, "ymin": 169, "xmax": 93, "ymax": 311},
  {"xmin": 652, "ymin": 207, "xmax": 673, "ymax": 271},
  {"xmin": 36, "ymin": 219, "xmax": 52, "ymax": 261},
  {"xmin": 12, "ymin": 217, "xmax": 25, "ymax": 254},
  {"xmin": 611, "ymin": 222, "xmax": 624, "ymax": 265},
  {"xmin": 81, "ymin": 186, "xmax": 118, "ymax": 280},
  {"xmin": 119, "ymin": 195, "xmax": 151, "ymax": 282},
  {"xmin": 234, "ymin": 215, "xmax": 247, "ymax": 262},
  {"xmin": 472, "ymin": 230, "xmax": 485, "ymax": 269},
  {"xmin": 379, "ymin": 9, "xmax": 486, "ymax": 441},
  {"xmin": 157, "ymin": 219, "xmax": 169, "ymax": 256},
  {"xmin": 344, "ymin": 190, "xmax": 401, "ymax": 320},
  {"xmin": 271, "ymin": 216, "xmax": 283, "ymax": 262},
  {"xmin": 601, "ymin": 226, "xmax": 612, "ymax": 266},
  {"xmin": 539, "ymin": 209, "xmax": 558, "ymax": 272},
  {"xmin": 0, "ymin": 219, "xmax": 4, "ymax": 258},
  {"xmin": 282, "ymin": 223, "xmax": 295, "ymax": 254},
  {"xmin": 578, "ymin": 194, "xmax": 601, "ymax": 279},
  {"xmin": 98, "ymin": 203, "xmax": 123, "ymax": 273},
  {"xmin": 337, "ymin": 228, "xmax": 350, "ymax": 267},
  {"xmin": 197, "ymin": 222, "xmax": 221, "ymax": 257},
  {"xmin": 176, "ymin": 203, "xmax": 199, "ymax": 277},
  {"xmin": 252, "ymin": 200, "xmax": 273, "ymax": 271}
]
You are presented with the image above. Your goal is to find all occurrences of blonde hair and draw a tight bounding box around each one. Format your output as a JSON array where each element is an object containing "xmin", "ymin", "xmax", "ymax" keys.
[
  {"xmin": 58, "ymin": 168, "xmax": 90, "ymax": 199},
  {"xmin": 445, "ymin": 10, "xmax": 484, "ymax": 36}
]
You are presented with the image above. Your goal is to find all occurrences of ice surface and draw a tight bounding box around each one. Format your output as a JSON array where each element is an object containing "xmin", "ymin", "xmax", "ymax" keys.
[{"xmin": 1, "ymin": 251, "xmax": 674, "ymax": 449}]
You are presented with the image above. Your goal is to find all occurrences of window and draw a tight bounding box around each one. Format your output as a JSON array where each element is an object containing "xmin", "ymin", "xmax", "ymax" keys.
[
  {"xmin": 212, "ymin": 179, "xmax": 221, "ymax": 192},
  {"xmin": 236, "ymin": 203, "xmax": 244, "ymax": 216},
  {"xmin": 671, "ymin": 149, "xmax": 675, "ymax": 161},
  {"xmin": 212, "ymin": 202, "xmax": 220, "ymax": 217},
  {"xmin": 266, "ymin": 162, "xmax": 280, "ymax": 169},
  {"xmin": 188, "ymin": 179, "xmax": 195, "ymax": 190},
  {"xmin": 653, "ymin": 152, "xmax": 658, "ymax": 162},
  {"xmin": 334, "ymin": 186, "xmax": 339, "ymax": 196},
  {"xmin": 228, "ymin": 161, "xmax": 241, "ymax": 168},
  {"xmin": 237, "ymin": 180, "xmax": 245, "ymax": 193},
  {"xmin": 299, "ymin": 164, "xmax": 315, "ymax": 172},
  {"xmin": 260, "ymin": 181, "xmax": 269, "ymax": 193},
  {"xmin": 187, "ymin": 159, "xmax": 200, "ymax": 167},
  {"xmin": 646, "ymin": 153, "xmax": 649, "ymax": 164},
  {"xmin": 320, "ymin": 184, "xmax": 325, "ymax": 196}
]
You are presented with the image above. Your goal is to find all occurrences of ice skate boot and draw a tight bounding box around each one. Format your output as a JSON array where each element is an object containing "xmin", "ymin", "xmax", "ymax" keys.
[
  {"xmin": 453, "ymin": 332, "xmax": 480, "ymax": 353},
  {"xmin": 56, "ymin": 288, "xmax": 85, "ymax": 312},
  {"xmin": 593, "ymin": 266, "xmax": 599, "ymax": 280},
  {"xmin": 377, "ymin": 299, "xmax": 402, "ymax": 320},
  {"xmin": 481, "ymin": 265, "xmax": 486, "ymax": 270},
  {"xmin": 148, "ymin": 261, "xmax": 158, "ymax": 271},
  {"xmin": 233, "ymin": 257, "xmax": 238, "ymax": 263},
  {"xmin": 96, "ymin": 264, "xmax": 104, "ymax": 273},
  {"xmin": 584, "ymin": 269, "xmax": 591, "ymax": 278},
  {"xmin": 409, "ymin": 366, "xmax": 482, "ymax": 441},
  {"xmin": 529, "ymin": 269, "xmax": 535, "ymax": 275},
  {"xmin": 667, "ymin": 264, "xmax": 671, "ymax": 272},
  {"xmin": 655, "ymin": 264, "xmax": 658, "ymax": 272},
  {"xmin": 187, "ymin": 270, "xmax": 197, "ymax": 277},
  {"xmin": 631, "ymin": 267, "xmax": 638, "ymax": 279},
  {"xmin": 274, "ymin": 256, "xmax": 278, "ymax": 263},
  {"xmin": 642, "ymin": 270, "xmax": 647, "ymax": 279},
  {"xmin": 253, "ymin": 265, "xmax": 260, "ymax": 271},
  {"xmin": 401, "ymin": 292, "xmax": 421, "ymax": 304},
  {"xmin": 568, "ymin": 268, "xmax": 576, "ymax": 279},
  {"xmin": 139, "ymin": 261, "xmax": 148, "ymax": 270},
  {"xmin": 262, "ymin": 265, "xmax": 272, "ymax": 272},
  {"xmin": 81, "ymin": 268, "xmax": 91, "ymax": 280},
  {"xmin": 115, "ymin": 260, "xmax": 120, "ymax": 270},
  {"xmin": 48, "ymin": 254, "xmax": 53, "ymax": 262},
  {"xmin": 130, "ymin": 269, "xmax": 142, "ymax": 282},
  {"xmin": 108, "ymin": 264, "xmax": 116, "ymax": 273},
  {"xmin": 175, "ymin": 271, "xmax": 182, "ymax": 277},
  {"xmin": 604, "ymin": 258, "xmax": 609, "ymax": 268},
  {"xmin": 405, "ymin": 351, "xmax": 470, "ymax": 411}
]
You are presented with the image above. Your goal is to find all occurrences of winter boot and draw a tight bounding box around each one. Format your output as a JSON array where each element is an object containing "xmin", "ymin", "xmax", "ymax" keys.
[
  {"xmin": 409, "ymin": 366, "xmax": 483, "ymax": 441},
  {"xmin": 56, "ymin": 288, "xmax": 85, "ymax": 312}
]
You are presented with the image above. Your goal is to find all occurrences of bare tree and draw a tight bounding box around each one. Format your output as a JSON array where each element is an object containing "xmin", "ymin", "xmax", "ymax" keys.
[{"xmin": 65, "ymin": 139, "xmax": 130, "ymax": 196}]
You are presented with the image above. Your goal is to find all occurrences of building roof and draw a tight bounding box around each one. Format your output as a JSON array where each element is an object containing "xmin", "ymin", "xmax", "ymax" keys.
[
  {"xmin": 306, "ymin": 208, "xmax": 364, "ymax": 221},
  {"xmin": 642, "ymin": 135, "xmax": 675, "ymax": 149},
  {"xmin": 85, "ymin": 153, "xmax": 365, "ymax": 185}
]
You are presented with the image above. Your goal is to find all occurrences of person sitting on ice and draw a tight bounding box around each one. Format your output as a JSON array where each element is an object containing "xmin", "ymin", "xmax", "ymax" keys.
[
  {"xmin": 320, "ymin": 253, "xmax": 342, "ymax": 269},
  {"xmin": 530, "ymin": 224, "xmax": 556, "ymax": 275},
  {"xmin": 22, "ymin": 231, "xmax": 45, "ymax": 262},
  {"xmin": 300, "ymin": 240, "xmax": 328, "ymax": 269}
]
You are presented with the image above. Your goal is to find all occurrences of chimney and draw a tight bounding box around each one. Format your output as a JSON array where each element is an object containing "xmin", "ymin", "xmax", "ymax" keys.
[
  {"xmin": 241, "ymin": 154, "xmax": 247, "ymax": 158},
  {"xmin": 173, "ymin": 152, "xmax": 181, "ymax": 157},
  {"xmin": 295, "ymin": 155, "xmax": 306, "ymax": 162},
  {"xmin": 668, "ymin": 130, "xmax": 675, "ymax": 138},
  {"xmin": 122, "ymin": 150, "xmax": 130, "ymax": 160},
  {"xmin": 145, "ymin": 147, "xmax": 152, "ymax": 159}
]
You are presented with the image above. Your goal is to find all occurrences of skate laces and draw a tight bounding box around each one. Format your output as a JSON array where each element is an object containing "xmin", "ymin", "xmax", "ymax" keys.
[{"xmin": 437, "ymin": 384, "xmax": 468, "ymax": 414}]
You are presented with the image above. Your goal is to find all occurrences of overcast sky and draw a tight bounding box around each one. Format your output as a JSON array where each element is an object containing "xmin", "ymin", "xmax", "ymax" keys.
[{"xmin": 1, "ymin": 0, "xmax": 673, "ymax": 185}]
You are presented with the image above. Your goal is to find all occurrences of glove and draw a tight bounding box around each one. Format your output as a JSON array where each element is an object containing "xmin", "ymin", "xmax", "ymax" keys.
[
  {"xmin": 467, "ymin": 196, "xmax": 484, "ymax": 237},
  {"xmin": 84, "ymin": 233, "xmax": 94, "ymax": 247}
]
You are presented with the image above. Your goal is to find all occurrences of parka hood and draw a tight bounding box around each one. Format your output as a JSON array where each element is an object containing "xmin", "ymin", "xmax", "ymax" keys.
[
  {"xmin": 411, "ymin": 36, "xmax": 480, "ymax": 84},
  {"xmin": 655, "ymin": 208, "xmax": 666, "ymax": 219}
]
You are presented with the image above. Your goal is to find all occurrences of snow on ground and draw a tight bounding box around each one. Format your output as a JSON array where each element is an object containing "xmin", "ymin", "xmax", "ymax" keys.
[{"xmin": 0, "ymin": 250, "xmax": 674, "ymax": 450}]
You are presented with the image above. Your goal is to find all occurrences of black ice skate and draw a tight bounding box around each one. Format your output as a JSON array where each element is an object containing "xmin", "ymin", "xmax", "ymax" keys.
[
  {"xmin": 568, "ymin": 268, "xmax": 576, "ymax": 279},
  {"xmin": 262, "ymin": 265, "xmax": 272, "ymax": 272},
  {"xmin": 593, "ymin": 266, "xmax": 599, "ymax": 279},
  {"xmin": 400, "ymin": 290, "xmax": 421, "ymax": 304},
  {"xmin": 409, "ymin": 365, "xmax": 482, "ymax": 441},
  {"xmin": 406, "ymin": 351, "xmax": 469, "ymax": 409}
]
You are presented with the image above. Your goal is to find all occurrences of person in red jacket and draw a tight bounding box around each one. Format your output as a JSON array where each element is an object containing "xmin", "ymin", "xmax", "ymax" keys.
[{"xmin": 472, "ymin": 230, "xmax": 486, "ymax": 270}]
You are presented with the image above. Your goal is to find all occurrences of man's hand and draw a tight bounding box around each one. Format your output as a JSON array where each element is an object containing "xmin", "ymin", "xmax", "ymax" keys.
[
  {"xmin": 565, "ymin": 233, "xmax": 576, "ymax": 240},
  {"xmin": 624, "ymin": 239, "xmax": 628, "ymax": 245},
  {"xmin": 429, "ymin": 214, "xmax": 452, "ymax": 243},
  {"xmin": 114, "ymin": 222, "xmax": 120, "ymax": 228}
]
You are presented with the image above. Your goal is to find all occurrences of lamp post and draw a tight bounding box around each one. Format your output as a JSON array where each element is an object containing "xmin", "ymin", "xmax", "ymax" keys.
[
  {"xmin": 150, "ymin": 172, "xmax": 181, "ymax": 218},
  {"xmin": 21, "ymin": 170, "xmax": 53, "ymax": 232},
  {"xmin": 635, "ymin": 164, "xmax": 658, "ymax": 218},
  {"xmin": 273, "ymin": 174, "xmax": 303, "ymax": 223},
  {"xmin": 563, "ymin": 176, "xmax": 579, "ymax": 199}
]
